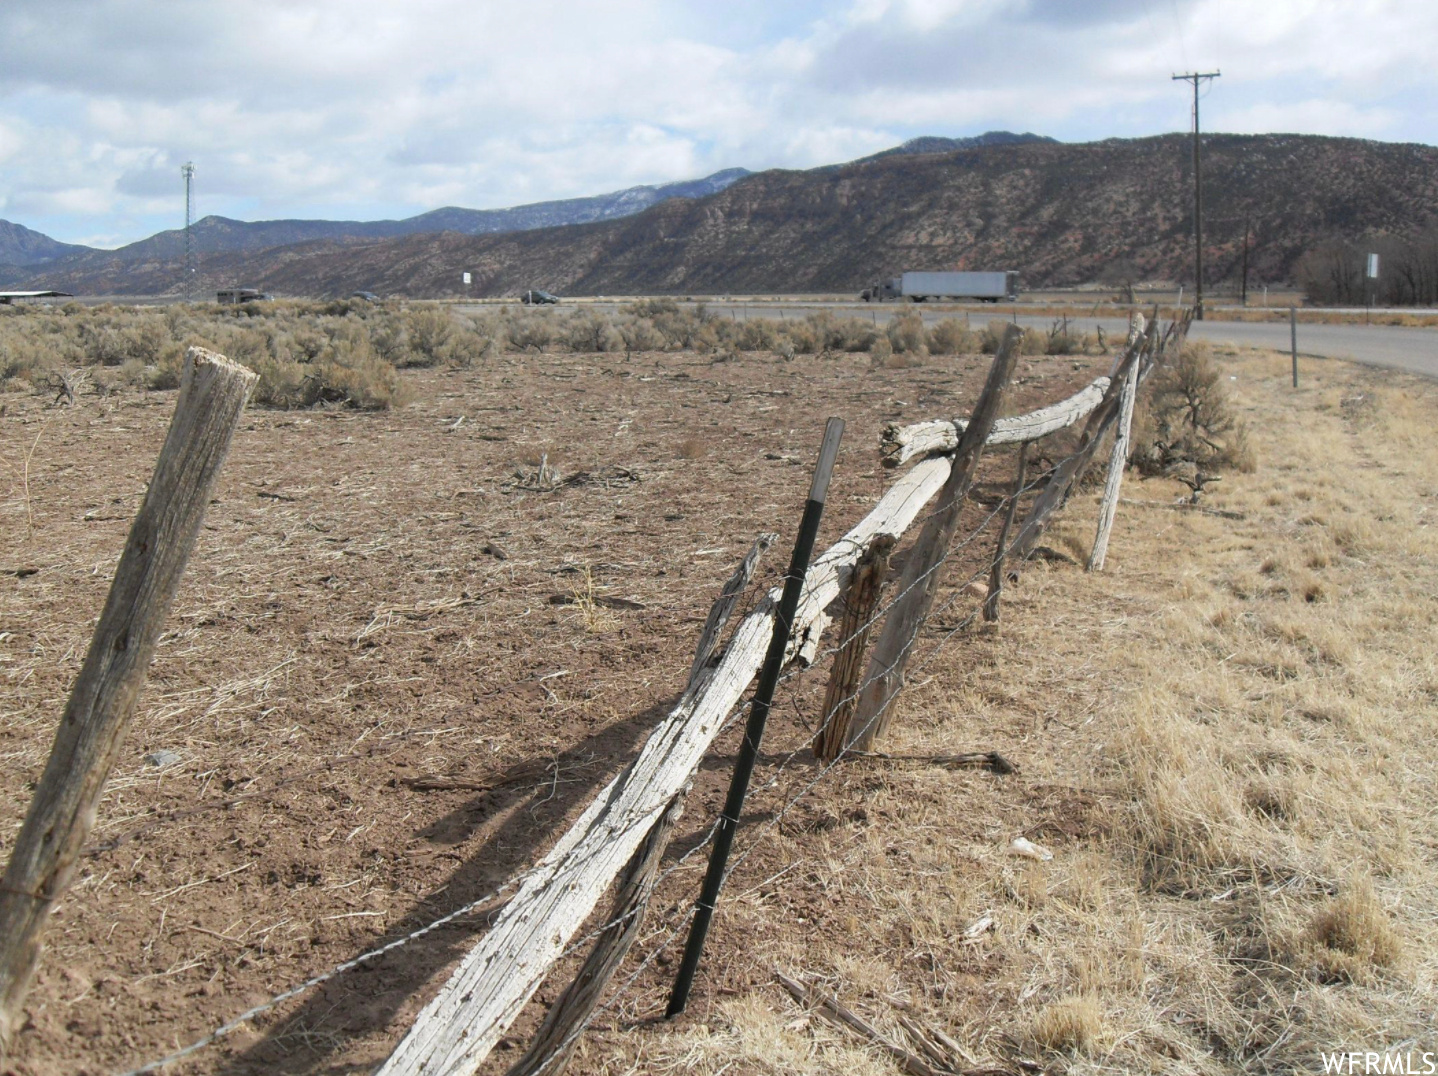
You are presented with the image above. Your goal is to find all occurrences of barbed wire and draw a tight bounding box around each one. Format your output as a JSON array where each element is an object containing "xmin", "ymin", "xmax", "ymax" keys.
[
  {"xmin": 113, "ymin": 876, "xmax": 517, "ymax": 1076},
  {"xmin": 107, "ymin": 394, "xmax": 1116, "ymax": 1075},
  {"xmin": 495, "ymin": 442, "xmax": 1070, "ymax": 1072}
]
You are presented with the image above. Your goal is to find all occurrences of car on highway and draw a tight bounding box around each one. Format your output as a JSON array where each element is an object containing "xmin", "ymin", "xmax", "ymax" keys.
[{"xmin": 520, "ymin": 289, "xmax": 560, "ymax": 305}]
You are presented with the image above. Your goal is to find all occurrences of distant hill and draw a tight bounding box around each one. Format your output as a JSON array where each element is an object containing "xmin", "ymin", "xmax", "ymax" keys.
[
  {"xmin": 18, "ymin": 133, "xmax": 1438, "ymax": 298},
  {"xmin": 853, "ymin": 131, "xmax": 1057, "ymax": 163},
  {"xmin": 0, "ymin": 219, "xmax": 90, "ymax": 279}
]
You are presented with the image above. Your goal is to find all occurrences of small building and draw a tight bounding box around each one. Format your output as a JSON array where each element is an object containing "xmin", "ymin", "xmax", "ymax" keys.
[{"xmin": 0, "ymin": 290, "xmax": 73, "ymax": 305}]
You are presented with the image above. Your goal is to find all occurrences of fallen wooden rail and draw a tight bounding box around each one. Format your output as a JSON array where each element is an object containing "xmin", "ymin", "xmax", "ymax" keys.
[{"xmin": 880, "ymin": 375, "xmax": 1109, "ymax": 466}]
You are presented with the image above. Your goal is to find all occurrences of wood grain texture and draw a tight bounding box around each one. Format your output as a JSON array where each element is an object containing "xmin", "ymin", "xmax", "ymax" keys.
[
  {"xmin": 813, "ymin": 535, "xmax": 895, "ymax": 761},
  {"xmin": 687, "ymin": 533, "xmax": 774, "ymax": 685},
  {"xmin": 1011, "ymin": 317, "xmax": 1154, "ymax": 562},
  {"xmin": 984, "ymin": 441, "xmax": 1029, "ymax": 622},
  {"xmin": 848, "ymin": 327, "xmax": 1021, "ymax": 752},
  {"xmin": 1087, "ymin": 357, "xmax": 1139, "ymax": 571},
  {"xmin": 0, "ymin": 347, "xmax": 256, "ymax": 1051},
  {"xmin": 504, "ymin": 793, "xmax": 686, "ymax": 1076},
  {"xmin": 880, "ymin": 376, "xmax": 1109, "ymax": 466}
]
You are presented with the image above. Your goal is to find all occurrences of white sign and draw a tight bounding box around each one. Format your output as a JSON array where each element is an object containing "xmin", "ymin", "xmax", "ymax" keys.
[
  {"xmin": 462, "ymin": 272, "xmax": 472, "ymax": 285},
  {"xmin": 1367, "ymin": 253, "xmax": 1379, "ymax": 279}
]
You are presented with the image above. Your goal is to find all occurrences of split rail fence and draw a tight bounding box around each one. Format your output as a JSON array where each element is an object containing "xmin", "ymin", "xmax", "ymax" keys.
[{"xmin": 0, "ymin": 311, "xmax": 1189, "ymax": 1076}]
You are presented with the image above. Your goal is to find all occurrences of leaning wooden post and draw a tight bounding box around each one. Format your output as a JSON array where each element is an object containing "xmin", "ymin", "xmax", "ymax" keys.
[
  {"xmin": 847, "ymin": 326, "xmax": 1020, "ymax": 753},
  {"xmin": 813, "ymin": 534, "xmax": 895, "ymax": 760},
  {"xmin": 505, "ymin": 791, "xmax": 686, "ymax": 1076},
  {"xmin": 1086, "ymin": 355, "xmax": 1139, "ymax": 572},
  {"xmin": 1011, "ymin": 319, "xmax": 1152, "ymax": 562},
  {"xmin": 0, "ymin": 347, "xmax": 256, "ymax": 1052},
  {"xmin": 508, "ymin": 530, "xmax": 778, "ymax": 1075},
  {"xmin": 983, "ymin": 442, "xmax": 1028, "ymax": 622}
]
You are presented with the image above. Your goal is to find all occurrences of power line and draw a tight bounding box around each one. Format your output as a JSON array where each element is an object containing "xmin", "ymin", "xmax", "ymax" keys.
[{"xmin": 1172, "ymin": 71, "xmax": 1219, "ymax": 320}]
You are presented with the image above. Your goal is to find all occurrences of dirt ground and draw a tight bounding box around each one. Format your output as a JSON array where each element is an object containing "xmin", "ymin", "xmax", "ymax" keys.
[
  {"xmin": 0, "ymin": 344, "xmax": 1105, "ymax": 1075},
  {"xmin": 6, "ymin": 337, "xmax": 1436, "ymax": 1076}
]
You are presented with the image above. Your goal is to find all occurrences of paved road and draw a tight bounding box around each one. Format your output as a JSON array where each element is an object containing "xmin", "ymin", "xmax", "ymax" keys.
[{"xmin": 552, "ymin": 299, "xmax": 1438, "ymax": 379}]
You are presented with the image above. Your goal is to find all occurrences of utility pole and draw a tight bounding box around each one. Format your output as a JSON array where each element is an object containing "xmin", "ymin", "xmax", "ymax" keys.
[
  {"xmin": 181, "ymin": 162, "xmax": 197, "ymax": 302},
  {"xmin": 1240, "ymin": 215, "xmax": 1251, "ymax": 307},
  {"xmin": 1172, "ymin": 71, "xmax": 1219, "ymax": 320}
]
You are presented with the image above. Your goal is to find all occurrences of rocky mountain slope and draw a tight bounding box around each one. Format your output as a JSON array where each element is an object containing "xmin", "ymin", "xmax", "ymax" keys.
[{"xmin": 17, "ymin": 133, "xmax": 1438, "ymax": 297}]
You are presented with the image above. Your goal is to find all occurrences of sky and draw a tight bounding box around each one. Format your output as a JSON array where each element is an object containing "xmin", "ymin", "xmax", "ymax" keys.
[{"xmin": 1, "ymin": 0, "xmax": 1432, "ymax": 248}]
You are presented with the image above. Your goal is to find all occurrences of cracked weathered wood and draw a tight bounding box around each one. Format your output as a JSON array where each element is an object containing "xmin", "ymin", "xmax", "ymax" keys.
[
  {"xmin": 687, "ymin": 532, "xmax": 775, "ymax": 685},
  {"xmin": 0, "ymin": 348, "xmax": 256, "ymax": 1052},
  {"xmin": 1011, "ymin": 317, "xmax": 1156, "ymax": 562},
  {"xmin": 848, "ymin": 327, "xmax": 1020, "ymax": 753},
  {"xmin": 812, "ymin": 534, "xmax": 895, "ymax": 761},
  {"xmin": 1087, "ymin": 354, "xmax": 1139, "ymax": 572},
  {"xmin": 504, "ymin": 791, "xmax": 686, "ymax": 1076},
  {"xmin": 880, "ymin": 376, "xmax": 1109, "ymax": 466},
  {"xmin": 984, "ymin": 441, "xmax": 1028, "ymax": 622}
]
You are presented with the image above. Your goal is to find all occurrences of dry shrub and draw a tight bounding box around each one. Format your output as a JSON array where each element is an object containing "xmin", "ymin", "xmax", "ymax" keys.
[
  {"xmin": 1019, "ymin": 327, "xmax": 1050, "ymax": 356},
  {"xmin": 506, "ymin": 312, "xmax": 554, "ymax": 352},
  {"xmin": 439, "ymin": 327, "xmax": 495, "ymax": 367},
  {"xmin": 926, "ymin": 317, "xmax": 979, "ymax": 355},
  {"xmin": 828, "ymin": 316, "xmax": 879, "ymax": 353},
  {"xmin": 867, "ymin": 336, "xmax": 894, "ymax": 368},
  {"xmin": 615, "ymin": 315, "xmax": 665, "ymax": 353},
  {"xmin": 980, "ymin": 319, "xmax": 1011, "ymax": 354},
  {"xmin": 1299, "ymin": 878, "xmax": 1403, "ymax": 983},
  {"xmin": 1134, "ymin": 341, "xmax": 1256, "ymax": 475},
  {"xmin": 885, "ymin": 311, "xmax": 928, "ymax": 356},
  {"xmin": 784, "ymin": 320, "xmax": 820, "ymax": 354},
  {"xmin": 1031, "ymin": 996, "xmax": 1103, "ymax": 1054},
  {"xmin": 403, "ymin": 308, "xmax": 454, "ymax": 366},
  {"xmin": 734, "ymin": 318, "xmax": 779, "ymax": 352},
  {"xmin": 564, "ymin": 311, "xmax": 623, "ymax": 353},
  {"xmin": 143, "ymin": 344, "xmax": 186, "ymax": 390}
]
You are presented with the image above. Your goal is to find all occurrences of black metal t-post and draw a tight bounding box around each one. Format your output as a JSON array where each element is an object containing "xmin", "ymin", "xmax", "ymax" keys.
[{"xmin": 666, "ymin": 417, "xmax": 844, "ymax": 1017}]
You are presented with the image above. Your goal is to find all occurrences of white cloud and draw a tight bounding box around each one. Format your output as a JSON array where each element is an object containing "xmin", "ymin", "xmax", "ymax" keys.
[{"xmin": 0, "ymin": 0, "xmax": 1432, "ymax": 246}]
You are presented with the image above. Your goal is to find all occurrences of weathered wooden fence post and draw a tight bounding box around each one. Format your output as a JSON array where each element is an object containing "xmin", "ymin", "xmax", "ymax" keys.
[
  {"xmin": 0, "ymin": 348, "xmax": 256, "ymax": 1053},
  {"xmin": 847, "ymin": 326, "xmax": 1021, "ymax": 753},
  {"xmin": 983, "ymin": 442, "xmax": 1028, "ymax": 622},
  {"xmin": 1010, "ymin": 319, "xmax": 1153, "ymax": 562},
  {"xmin": 813, "ymin": 534, "xmax": 895, "ymax": 760},
  {"xmin": 1086, "ymin": 355, "xmax": 1139, "ymax": 572}
]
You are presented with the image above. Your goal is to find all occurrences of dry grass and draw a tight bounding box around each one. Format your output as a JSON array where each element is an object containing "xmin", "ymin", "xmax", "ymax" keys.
[{"xmin": 1031, "ymin": 995, "xmax": 1105, "ymax": 1055}]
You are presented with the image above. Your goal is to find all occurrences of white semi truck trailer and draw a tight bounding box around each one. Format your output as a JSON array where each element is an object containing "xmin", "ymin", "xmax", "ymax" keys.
[{"xmin": 860, "ymin": 270, "xmax": 1019, "ymax": 303}]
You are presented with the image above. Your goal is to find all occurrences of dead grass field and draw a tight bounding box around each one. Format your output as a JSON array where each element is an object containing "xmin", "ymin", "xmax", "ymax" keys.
[{"xmin": 2, "ymin": 333, "xmax": 1435, "ymax": 1075}]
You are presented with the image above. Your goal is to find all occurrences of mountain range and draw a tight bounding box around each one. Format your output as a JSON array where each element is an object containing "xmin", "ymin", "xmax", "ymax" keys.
[
  {"xmin": 5, "ymin": 131, "xmax": 1436, "ymax": 297},
  {"xmin": 0, "ymin": 167, "xmax": 756, "ymax": 281}
]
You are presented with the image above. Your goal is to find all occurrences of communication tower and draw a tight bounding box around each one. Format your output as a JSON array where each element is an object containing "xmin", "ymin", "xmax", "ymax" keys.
[{"xmin": 181, "ymin": 162, "xmax": 196, "ymax": 301}]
